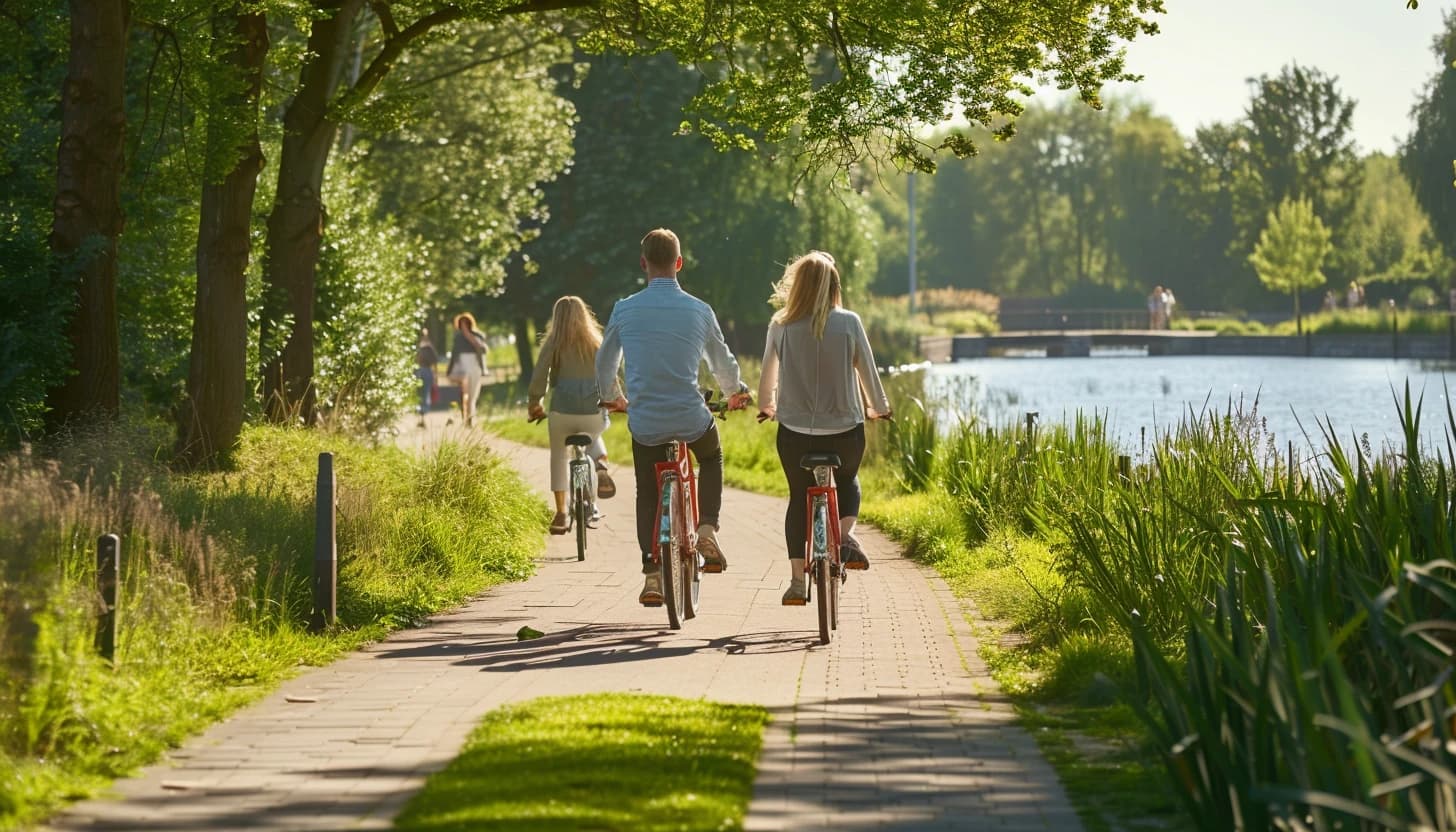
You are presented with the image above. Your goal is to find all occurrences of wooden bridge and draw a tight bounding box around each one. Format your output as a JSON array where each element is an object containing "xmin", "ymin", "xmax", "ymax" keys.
[{"xmin": 919, "ymin": 330, "xmax": 1456, "ymax": 361}]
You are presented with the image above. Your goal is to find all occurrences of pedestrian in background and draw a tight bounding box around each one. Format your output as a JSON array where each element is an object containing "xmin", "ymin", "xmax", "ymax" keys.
[
  {"xmin": 446, "ymin": 312, "xmax": 488, "ymax": 427},
  {"xmin": 414, "ymin": 327, "xmax": 438, "ymax": 428}
]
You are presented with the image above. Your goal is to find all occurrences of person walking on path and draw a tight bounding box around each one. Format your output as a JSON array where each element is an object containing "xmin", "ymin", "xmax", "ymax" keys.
[
  {"xmin": 446, "ymin": 312, "xmax": 488, "ymax": 427},
  {"xmin": 414, "ymin": 328, "xmax": 438, "ymax": 428},
  {"xmin": 756, "ymin": 251, "xmax": 892, "ymax": 605},
  {"xmin": 595, "ymin": 228, "xmax": 752, "ymax": 605},
  {"xmin": 527, "ymin": 296, "xmax": 620, "ymax": 534}
]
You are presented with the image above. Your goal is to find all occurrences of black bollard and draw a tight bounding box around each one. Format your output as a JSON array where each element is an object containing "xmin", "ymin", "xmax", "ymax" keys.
[
  {"xmin": 95, "ymin": 534, "xmax": 119, "ymax": 663},
  {"xmin": 311, "ymin": 453, "xmax": 337, "ymax": 633}
]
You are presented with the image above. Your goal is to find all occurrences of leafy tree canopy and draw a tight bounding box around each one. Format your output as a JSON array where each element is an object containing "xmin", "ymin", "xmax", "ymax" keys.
[
  {"xmin": 1403, "ymin": 10, "xmax": 1456, "ymax": 270},
  {"xmin": 344, "ymin": 0, "xmax": 1164, "ymax": 173},
  {"xmin": 1249, "ymin": 197, "xmax": 1332, "ymax": 297}
]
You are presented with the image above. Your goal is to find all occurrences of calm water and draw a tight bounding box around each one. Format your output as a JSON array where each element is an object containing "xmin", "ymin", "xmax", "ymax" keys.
[{"xmin": 927, "ymin": 354, "xmax": 1456, "ymax": 452}]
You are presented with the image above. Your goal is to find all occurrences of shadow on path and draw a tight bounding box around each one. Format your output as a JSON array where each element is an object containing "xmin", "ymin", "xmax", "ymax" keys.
[{"xmin": 372, "ymin": 621, "xmax": 823, "ymax": 672}]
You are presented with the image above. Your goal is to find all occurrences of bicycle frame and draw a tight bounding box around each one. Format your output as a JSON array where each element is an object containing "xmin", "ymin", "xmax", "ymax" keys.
[
  {"xmin": 652, "ymin": 441, "xmax": 699, "ymax": 564},
  {"xmin": 804, "ymin": 460, "xmax": 842, "ymax": 644},
  {"xmin": 806, "ymin": 466, "xmax": 840, "ymax": 564}
]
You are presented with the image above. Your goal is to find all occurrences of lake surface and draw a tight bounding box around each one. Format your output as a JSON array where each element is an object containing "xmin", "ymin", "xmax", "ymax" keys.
[{"xmin": 927, "ymin": 354, "xmax": 1456, "ymax": 453}]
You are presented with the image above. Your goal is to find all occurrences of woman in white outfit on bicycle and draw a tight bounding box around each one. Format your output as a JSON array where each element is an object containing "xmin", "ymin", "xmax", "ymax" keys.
[
  {"xmin": 527, "ymin": 296, "xmax": 619, "ymax": 534},
  {"xmin": 757, "ymin": 251, "xmax": 891, "ymax": 605}
]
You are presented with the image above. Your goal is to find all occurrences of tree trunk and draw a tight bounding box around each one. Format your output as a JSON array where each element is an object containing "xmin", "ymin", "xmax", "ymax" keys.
[
  {"xmin": 177, "ymin": 8, "xmax": 269, "ymax": 467},
  {"xmin": 259, "ymin": 0, "xmax": 362, "ymax": 422},
  {"xmin": 513, "ymin": 317, "xmax": 534, "ymax": 387},
  {"xmin": 45, "ymin": 0, "xmax": 128, "ymax": 429}
]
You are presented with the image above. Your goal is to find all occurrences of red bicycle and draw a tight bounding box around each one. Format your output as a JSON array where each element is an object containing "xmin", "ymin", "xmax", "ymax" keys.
[
  {"xmin": 644, "ymin": 394, "xmax": 741, "ymax": 629},
  {"xmin": 800, "ymin": 452, "xmax": 844, "ymax": 644},
  {"xmin": 650, "ymin": 436, "xmax": 701, "ymax": 629}
]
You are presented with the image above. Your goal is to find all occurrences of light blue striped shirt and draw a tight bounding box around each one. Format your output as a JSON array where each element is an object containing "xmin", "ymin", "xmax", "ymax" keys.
[{"xmin": 595, "ymin": 278, "xmax": 745, "ymax": 446}]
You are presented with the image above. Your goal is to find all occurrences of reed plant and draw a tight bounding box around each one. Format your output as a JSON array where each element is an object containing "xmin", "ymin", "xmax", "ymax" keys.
[
  {"xmin": 1057, "ymin": 400, "xmax": 1288, "ymax": 643},
  {"xmin": 1108, "ymin": 389, "xmax": 1456, "ymax": 828}
]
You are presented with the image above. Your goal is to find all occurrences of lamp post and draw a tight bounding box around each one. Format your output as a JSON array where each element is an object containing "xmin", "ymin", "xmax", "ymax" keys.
[{"xmin": 907, "ymin": 172, "xmax": 918, "ymax": 315}]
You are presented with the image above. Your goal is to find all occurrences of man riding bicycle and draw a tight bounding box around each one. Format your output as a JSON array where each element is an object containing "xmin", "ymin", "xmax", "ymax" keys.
[{"xmin": 595, "ymin": 228, "xmax": 753, "ymax": 605}]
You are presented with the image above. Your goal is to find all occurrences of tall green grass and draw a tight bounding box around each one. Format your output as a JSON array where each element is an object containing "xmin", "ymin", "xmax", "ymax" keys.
[
  {"xmin": 1120, "ymin": 391, "xmax": 1456, "ymax": 829},
  {"xmin": 0, "ymin": 421, "xmax": 544, "ymax": 829},
  {"xmin": 878, "ymin": 373, "xmax": 1456, "ymax": 828}
]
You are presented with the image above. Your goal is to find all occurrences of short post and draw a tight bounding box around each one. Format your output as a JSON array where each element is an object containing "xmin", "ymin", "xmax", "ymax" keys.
[
  {"xmin": 1117, "ymin": 455, "xmax": 1131, "ymax": 480},
  {"xmin": 1023, "ymin": 411, "xmax": 1038, "ymax": 445},
  {"xmin": 95, "ymin": 534, "xmax": 119, "ymax": 663},
  {"xmin": 311, "ymin": 452, "xmax": 337, "ymax": 633},
  {"xmin": 1390, "ymin": 299, "xmax": 1399, "ymax": 357}
]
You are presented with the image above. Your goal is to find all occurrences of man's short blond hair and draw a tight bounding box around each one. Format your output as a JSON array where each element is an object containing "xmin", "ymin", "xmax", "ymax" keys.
[{"xmin": 641, "ymin": 228, "xmax": 681, "ymax": 271}]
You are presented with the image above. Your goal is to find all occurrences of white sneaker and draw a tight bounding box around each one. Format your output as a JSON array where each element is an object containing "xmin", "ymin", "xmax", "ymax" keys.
[
  {"xmin": 696, "ymin": 524, "xmax": 727, "ymax": 572},
  {"xmin": 639, "ymin": 573, "xmax": 663, "ymax": 606}
]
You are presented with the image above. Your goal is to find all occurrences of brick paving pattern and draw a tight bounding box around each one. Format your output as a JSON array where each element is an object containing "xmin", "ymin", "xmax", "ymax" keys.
[{"xmin": 45, "ymin": 418, "xmax": 1082, "ymax": 831}]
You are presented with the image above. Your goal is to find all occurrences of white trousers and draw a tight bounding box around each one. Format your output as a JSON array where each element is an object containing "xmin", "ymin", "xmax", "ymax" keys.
[{"xmin": 548, "ymin": 411, "xmax": 608, "ymax": 493}]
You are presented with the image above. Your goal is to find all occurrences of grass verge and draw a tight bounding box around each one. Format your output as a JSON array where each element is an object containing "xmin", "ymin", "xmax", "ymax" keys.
[
  {"xmin": 0, "ymin": 421, "xmax": 545, "ymax": 830},
  {"xmin": 393, "ymin": 693, "xmax": 770, "ymax": 832}
]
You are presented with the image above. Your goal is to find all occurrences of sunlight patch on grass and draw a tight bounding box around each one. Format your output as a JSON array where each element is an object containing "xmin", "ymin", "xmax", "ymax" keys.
[{"xmin": 394, "ymin": 693, "xmax": 770, "ymax": 832}]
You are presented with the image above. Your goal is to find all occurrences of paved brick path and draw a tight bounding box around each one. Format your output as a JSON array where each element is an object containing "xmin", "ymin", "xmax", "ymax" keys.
[{"xmin": 45, "ymin": 418, "xmax": 1081, "ymax": 831}]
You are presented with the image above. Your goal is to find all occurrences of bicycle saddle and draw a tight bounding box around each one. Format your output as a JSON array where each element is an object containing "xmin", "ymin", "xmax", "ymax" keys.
[
  {"xmin": 564, "ymin": 434, "xmax": 593, "ymax": 447},
  {"xmin": 798, "ymin": 452, "xmax": 841, "ymax": 470}
]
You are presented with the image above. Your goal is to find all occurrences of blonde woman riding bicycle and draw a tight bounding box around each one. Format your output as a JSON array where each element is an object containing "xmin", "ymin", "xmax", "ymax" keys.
[
  {"xmin": 757, "ymin": 250, "xmax": 892, "ymax": 605},
  {"xmin": 527, "ymin": 296, "xmax": 619, "ymax": 534}
]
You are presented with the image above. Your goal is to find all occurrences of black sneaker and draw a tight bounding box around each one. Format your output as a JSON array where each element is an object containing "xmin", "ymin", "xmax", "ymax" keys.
[{"xmin": 841, "ymin": 537, "xmax": 869, "ymax": 570}]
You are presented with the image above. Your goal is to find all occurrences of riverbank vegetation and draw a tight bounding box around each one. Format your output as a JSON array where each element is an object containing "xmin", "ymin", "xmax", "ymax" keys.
[
  {"xmin": 0, "ymin": 424, "xmax": 544, "ymax": 829},
  {"xmin": 864, "ymin": 371, "xmax": 1456, "ymax": 829}
]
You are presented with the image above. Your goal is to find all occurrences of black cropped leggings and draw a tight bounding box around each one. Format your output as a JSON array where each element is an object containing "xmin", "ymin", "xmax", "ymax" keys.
[{"xmin": 775, "ymin": 423, "xmax": 864, "ymax": 560}]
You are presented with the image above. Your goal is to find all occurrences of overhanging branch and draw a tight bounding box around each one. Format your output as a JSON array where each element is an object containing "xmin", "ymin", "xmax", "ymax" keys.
[{"xmin": 348, "ymin": 6, "xmax": 467, "ymax": 101}]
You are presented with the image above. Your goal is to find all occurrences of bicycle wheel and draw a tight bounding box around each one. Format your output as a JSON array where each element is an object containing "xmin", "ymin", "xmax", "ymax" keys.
[
  {"xmin": 660, "ymin": 477, "xmax": 684, "ymax": 629},
  {"xmin": 811, "ymin": 496, "xmax": 832, "ymax": 644},
  {"xmin": 573, "ymin": 481, "xmax": 589, "ymax": 561},
  {"xmin": 829, "ymin": 548, "xmax": 840, "ymax": 631},
  {"xmin": 828, "ymin": 525, "xmax": 840, "ymax": 631},
  {"xmin": 681, "ymin": 496, "xmax": 699, "ymax": 620},
  {"xmin": 815, "ymin": 557, "xmax": 832, "ymax": 645}
]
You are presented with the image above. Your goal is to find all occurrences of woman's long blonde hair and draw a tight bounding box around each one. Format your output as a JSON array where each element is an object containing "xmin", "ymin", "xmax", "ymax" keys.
[
  {"xmin": 542, "ymin": 295, "xmax": 603, "ymax": 363},
  {"xmin": 770, "ymin": 251, "xmax": 842, "ymax": 338}
]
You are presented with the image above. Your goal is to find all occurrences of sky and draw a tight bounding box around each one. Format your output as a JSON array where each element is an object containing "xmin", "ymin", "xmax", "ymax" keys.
[{"xmin": 1100, "ymin": 0, "xmax": 1452, "ymax": 154}]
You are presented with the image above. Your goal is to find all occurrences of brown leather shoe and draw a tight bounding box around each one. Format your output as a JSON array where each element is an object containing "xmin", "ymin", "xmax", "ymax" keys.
[
  {"xmin": 696, "ymin": 526, "xmax": 727, "ymax": 573},
  {"xmin": 549, "ymin": 512, "xmax": 569, "ymax": 535},
  {"xmin": 596, "ymin": 466, "xmax": 616, "ymax": 499},
  {"xmin": 639, "ymin": 573, "xmax": 663, "ymax": 606}
]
